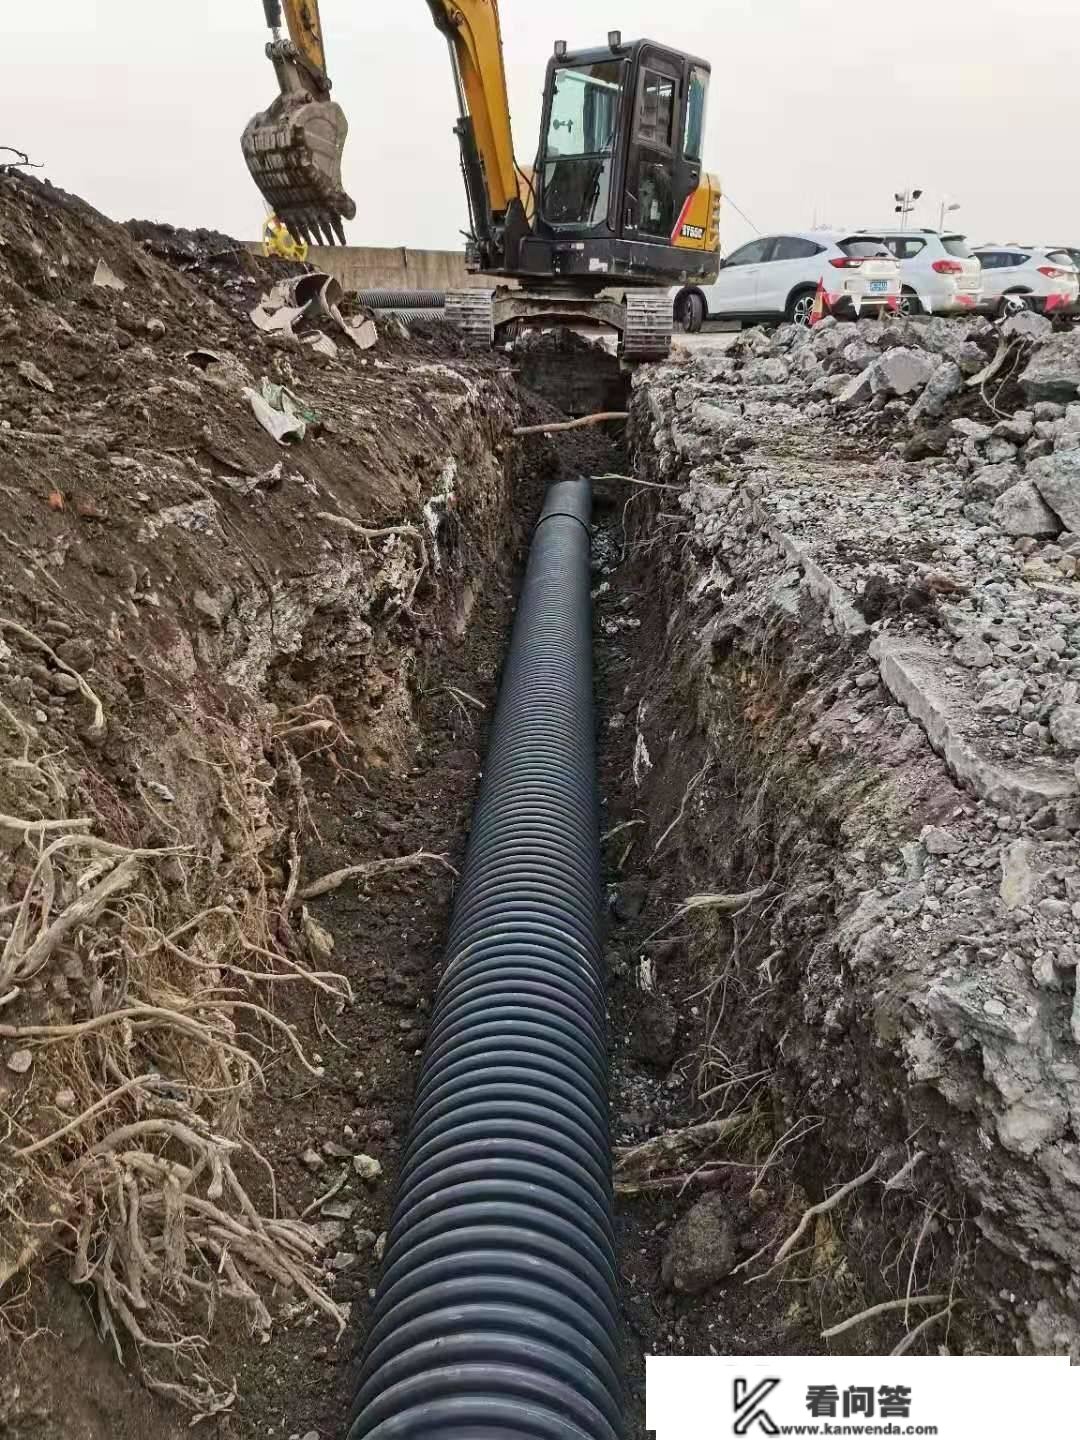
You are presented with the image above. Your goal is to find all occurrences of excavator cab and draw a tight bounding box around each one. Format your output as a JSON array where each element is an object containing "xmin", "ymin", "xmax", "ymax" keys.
[{"xmin": 527, "ymin": 37, "xmax": 720, "ymax": 290}]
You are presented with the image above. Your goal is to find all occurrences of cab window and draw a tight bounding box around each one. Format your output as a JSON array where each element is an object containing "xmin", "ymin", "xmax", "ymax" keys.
[
  {"xmin": 541, "ymin": 60, "xmax": 626, "ymax": 227},
  {"xmin": 638, "ymin": 70, "xmax": 676, "ymax": 149},
  {"xmin": 683, "ymin": 67, "xmax": 709, "ymax": 160}
]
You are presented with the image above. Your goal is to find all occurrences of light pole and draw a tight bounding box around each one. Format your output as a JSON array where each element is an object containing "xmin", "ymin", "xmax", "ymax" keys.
[
  {"xmin": 894, "ymin": 187, "xmax": 923, "ymax": 232},
  {"xmin": 939, "ymin": 199, "xmax": 961, "ymax": 232}
]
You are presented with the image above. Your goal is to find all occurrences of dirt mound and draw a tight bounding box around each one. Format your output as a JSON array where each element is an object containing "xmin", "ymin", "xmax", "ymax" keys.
[{"xmin": 0, "ymin": 169, "xmax": 519, "ymax": 1425}]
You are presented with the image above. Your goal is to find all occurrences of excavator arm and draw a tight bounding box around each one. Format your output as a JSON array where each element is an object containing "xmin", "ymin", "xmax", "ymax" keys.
[
  {"xmin": 243, "ymin": 0, "xmax": 523, "ymax": 258},
  {"xmin": 241, "ymin": 0, "xmax": 354, "ymax": 245}
]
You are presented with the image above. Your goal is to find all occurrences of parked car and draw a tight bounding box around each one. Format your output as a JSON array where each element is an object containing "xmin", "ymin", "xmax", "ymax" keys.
[
  {"xmin": 672, "ymin": 230, "xmax": 900, "ymax": 331},
  {"xmin": 1050, "ymin": 247, "xmax": 1080, "ymax": 315},
  {"xmin": 852, "ymin": 228, "xmax": 982, "ymax": 315},
  {"xmin": 971, "ymin": 245, "xmax": 1079, "ymax": 317}
]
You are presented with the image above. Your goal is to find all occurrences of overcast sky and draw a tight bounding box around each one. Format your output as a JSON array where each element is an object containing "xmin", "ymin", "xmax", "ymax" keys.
[{"xmin": 7, "ymin": 0, "xmax": 1078, "ymax": 252}]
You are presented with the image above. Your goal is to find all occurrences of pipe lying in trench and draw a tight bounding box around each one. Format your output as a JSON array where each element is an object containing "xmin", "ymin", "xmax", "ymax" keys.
[{"xmin": 346, "ymin": 479, "xmax": 621, "ymax": 1439}]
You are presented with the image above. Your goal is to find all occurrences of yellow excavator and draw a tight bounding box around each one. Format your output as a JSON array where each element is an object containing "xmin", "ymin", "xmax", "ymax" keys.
[{"xmin": 242, "ymin": 1, "xmax": 720, "ymax": 358}]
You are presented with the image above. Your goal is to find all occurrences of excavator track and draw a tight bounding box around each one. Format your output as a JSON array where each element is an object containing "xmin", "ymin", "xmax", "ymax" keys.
[
  {"xmin": 446, "ymin": 289, "xmax": 496, "ymax": 348},
  {"xmin": 621, "ymin": 290, "xmax": 675, "ymax": 362}
]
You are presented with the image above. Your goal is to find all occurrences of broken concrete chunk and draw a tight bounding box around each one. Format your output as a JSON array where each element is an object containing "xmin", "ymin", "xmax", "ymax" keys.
[
  {"xmin": 837, "ymin": 366, "xmax": 875, "ymax": 408},
  {"xmin": 743, "ymin": 356, "xmax": 790, "ymax": 386},
  {"xmin": 994, "ymin": 410, "xmax": 1035, "ymax": 444},
  {"xmin": 5, "ymin": 1049, "xmax": 33, "ymax": 1075},
  {"xmin": 952, "ymin": 635, "xmax": 992, "ymax": 669},
  {"xmin": 951, "ymin": 418, "xmax": 993, "ymax": 443},
  {"xmin": 302, "ymin": 908, "xmax": 336, "ymax": 961},
  {"xmin": 967, "ymin": 462, "xmax": 1019, "ymax": 502},
  {"xmin": 991, "ymin": 480, "xmax": 1062, "ymax": 537},
  {"xmin": 907, "ymin": 360, "xmax": 963, "ymax": 423},
  {"xmin": 1021, "ymin": 330, "xmax": 1080, "ymax": 403},
  {"xmin": 920, "ymin": 825, "xmax": 963, "ymax": 856},
  {"xmin": 997, "ymin": 1095, "xmax": 1068, "ymax": 1158},
  {"xmin": 1002, "ymin": 310, "xmax": 1053, "ymax": 343},
  {"xmin": 1000, "ymin": 840, "xmax": 1039, "ymax": 911},
  {"xmin": 1026, "ymin": 450, "xmax": 1080, "ymax": 534},
  {"xmin": 871, "ymin": 347, "xmax": 937, "ymax": 398},
  {"xmin": 1049, "ymin": 704, "xmax": 1080, "ymax": 754},
  {"xmin": 17, "ymin": 359, "xmax": 54, "ymax": 393},
  {"xmin": 353, "ymin": 1154, "xmax": 382, "ymax": 1183},
  {"xmin": 978, "ymin": 678, "xmax": 1026, "ymax": 716}
]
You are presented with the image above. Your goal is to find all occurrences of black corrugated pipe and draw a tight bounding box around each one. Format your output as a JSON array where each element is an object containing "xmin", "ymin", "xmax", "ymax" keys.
[
  {"xmin": 346, "ymin": 479, "xmax": 621, "ymax": 1440},
  {"xmin": 381, "ymin": 309, "xmax": 446, "ymax": 325},
  {"xmin": 356, "ymin": 289, "xmax": 447, "ymax": 310}
]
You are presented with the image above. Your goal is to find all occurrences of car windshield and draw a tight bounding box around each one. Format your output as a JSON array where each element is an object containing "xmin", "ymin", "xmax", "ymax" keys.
[
  {"xmin": 941, "ymin": 235, "xmax": 973, "ymax": 258},
  {"xmin": 839, "ymin": 238, "xmax": 890, "ymax": 257}
]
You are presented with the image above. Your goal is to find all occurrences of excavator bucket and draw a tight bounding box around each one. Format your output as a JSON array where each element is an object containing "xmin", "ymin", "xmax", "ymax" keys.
[{"xmin": 241, "ymin": 92, "xmax": 356, "ymax": 247}]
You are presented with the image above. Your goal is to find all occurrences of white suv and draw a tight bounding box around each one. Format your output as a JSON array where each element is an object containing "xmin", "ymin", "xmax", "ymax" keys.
[
  {"xmin": 853, "ymin": 228, "xmax": 982, "ymax": 316},
  {"xmin": 673, "ymin": 230, "xmax": 900, "ymax": 331},
  {"xmin": 972, "ymin": 245, "xmax": 1080, "ymax": 317}
]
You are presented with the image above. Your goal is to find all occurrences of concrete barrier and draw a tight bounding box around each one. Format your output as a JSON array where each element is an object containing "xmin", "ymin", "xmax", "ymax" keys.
[{"xmin": 246, "ymin": 243, "xmax": 490, "ymax": 294}]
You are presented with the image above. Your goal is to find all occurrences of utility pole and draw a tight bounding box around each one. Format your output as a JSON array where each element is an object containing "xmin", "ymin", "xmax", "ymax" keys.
[
  {"xmin": 894, "ymin": 187, "xmax": 923, "ymax": 231},
  {"xmin": 939, "ymin": 199, "xmax": 961, "ymax": 231}
]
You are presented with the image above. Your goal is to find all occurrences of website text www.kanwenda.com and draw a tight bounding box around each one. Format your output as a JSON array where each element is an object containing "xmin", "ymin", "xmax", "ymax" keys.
[{"xmin": 775, "ymin": 1426, "xmax": 939, "ymax": 1435}]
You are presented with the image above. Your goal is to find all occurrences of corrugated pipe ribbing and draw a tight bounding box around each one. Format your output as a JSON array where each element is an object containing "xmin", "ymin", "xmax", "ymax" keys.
[
  {"xmin": 356, "ymin": 290, "xmax": 446, "ymax": 310},
  {"xmin": 346, "ymin": 479, "xmax": 621, "ymax": 1439}
]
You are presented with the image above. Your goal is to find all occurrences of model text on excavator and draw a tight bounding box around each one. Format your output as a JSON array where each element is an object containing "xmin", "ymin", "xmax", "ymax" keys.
[{"xmin": 242, "ymin": 0, "xmax": 721, "ymax": 358}]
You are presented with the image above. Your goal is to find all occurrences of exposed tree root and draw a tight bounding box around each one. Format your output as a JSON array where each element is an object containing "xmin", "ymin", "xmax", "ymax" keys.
[
  {"xmin": 822, "ymin": 1293, "xmax": 948, "ymax": 1342},
  {"xmin": 0, "ymin": 699, "xmax": 351, "ymax": 1410},
  {"xmin": 297, "ymin": 849, "xmax": 457, "ymax": 902}
]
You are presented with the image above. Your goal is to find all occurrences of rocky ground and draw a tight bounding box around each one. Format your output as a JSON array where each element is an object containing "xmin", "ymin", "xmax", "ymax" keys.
[
  {"xmin": 626, "ymin": 307, "xmax": 1080, "ymax": 1365},
  {"xmin": 2, "ymin": 160, "xmax": 1079, "ymax": 1440}
]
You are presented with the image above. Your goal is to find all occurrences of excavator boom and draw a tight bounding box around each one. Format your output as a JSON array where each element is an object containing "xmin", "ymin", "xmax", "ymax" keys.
[{"xmin": 243, "ymin": 0, "xmax": 519, "ymax": 252}]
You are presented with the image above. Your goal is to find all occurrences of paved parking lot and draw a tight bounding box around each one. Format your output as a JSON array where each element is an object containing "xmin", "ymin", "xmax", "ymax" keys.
[{"xmin": 674, "ymin": 327, "xmax": 740, "ymax": 353}]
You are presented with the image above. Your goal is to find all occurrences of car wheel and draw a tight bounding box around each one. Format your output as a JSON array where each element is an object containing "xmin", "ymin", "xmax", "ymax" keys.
[
  {"xmin": 787, "ymin": 288, "xmax": 817, "ymax": 327},
  {"xmin": 675, "ymin": 290, "xmax": 705, "ymax": 334},
  {"xmin": 1000, "ymin": 293, "xmax": 1032, "ymax": 317},
  {"xmin": 899, "ymin": 288, "xmax": 922, "ymax": 317}
]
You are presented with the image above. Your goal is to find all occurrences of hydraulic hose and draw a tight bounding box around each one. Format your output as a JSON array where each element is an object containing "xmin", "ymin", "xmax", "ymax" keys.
[{"xmin": 346, "ymin": 479, "xmax": 621, "ymax": 1439}]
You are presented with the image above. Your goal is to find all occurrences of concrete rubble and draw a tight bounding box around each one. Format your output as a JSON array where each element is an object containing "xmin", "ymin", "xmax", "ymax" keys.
[{"xmin": 631, "ymin": 309, "xmax": 1080, "ymax": 1356}]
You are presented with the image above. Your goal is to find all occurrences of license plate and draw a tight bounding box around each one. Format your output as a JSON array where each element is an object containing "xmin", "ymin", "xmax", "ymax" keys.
[{"xmin": 868, "ymin": 280, "xmax": 889, "ymax": 293}]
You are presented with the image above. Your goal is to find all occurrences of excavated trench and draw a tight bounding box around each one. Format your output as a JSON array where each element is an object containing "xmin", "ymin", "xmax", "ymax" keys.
[{"xmin": 4, "ymin": 181, "xmax": 1062, "ymax": 1438}]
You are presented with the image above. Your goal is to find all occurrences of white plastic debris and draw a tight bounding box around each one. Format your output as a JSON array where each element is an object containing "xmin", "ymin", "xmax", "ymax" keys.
[{"xmin": 92, "ymin": 257, "xmax": 126, "ymax": 291}]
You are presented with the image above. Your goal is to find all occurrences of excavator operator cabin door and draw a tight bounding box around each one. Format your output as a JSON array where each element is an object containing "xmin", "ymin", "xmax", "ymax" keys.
[{"xmin": 623, "ymin": 49, "xmax": 706, "ymax": 249}]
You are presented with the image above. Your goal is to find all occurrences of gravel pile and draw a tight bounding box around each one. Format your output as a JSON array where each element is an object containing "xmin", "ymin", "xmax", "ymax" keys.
[{"xmin": 630, "ymin": 313, "xmax": 1080, "ymax": 1356}]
